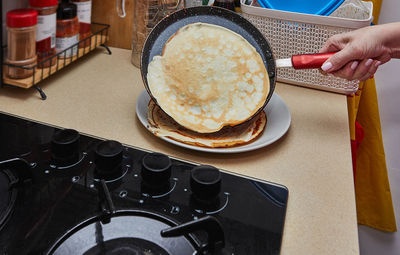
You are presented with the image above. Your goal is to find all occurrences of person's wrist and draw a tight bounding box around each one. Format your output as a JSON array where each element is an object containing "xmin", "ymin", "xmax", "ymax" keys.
[{"xmin": 382, "ymin": 22, "xmax": 400, "ymax": 59}]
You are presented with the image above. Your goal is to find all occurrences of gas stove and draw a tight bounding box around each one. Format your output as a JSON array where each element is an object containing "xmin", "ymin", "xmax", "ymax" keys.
[{"xmin": 0, "ymin": 112, "xmax": 288, "ymax": 255}]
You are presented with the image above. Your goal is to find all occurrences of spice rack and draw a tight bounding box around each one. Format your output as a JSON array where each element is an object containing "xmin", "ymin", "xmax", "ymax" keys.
[{"xmin": 1, "ymin": 22, "xmax": 111, "ymax": 100}]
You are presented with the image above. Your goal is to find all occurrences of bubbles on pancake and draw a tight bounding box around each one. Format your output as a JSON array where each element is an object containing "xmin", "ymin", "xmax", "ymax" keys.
[
  {"xmin": 252, "ymin": 76, "xmax": 263, "ymax": 92},
  {"xmin": 245, "ymin": 97, "xmax": 252, "ymax": 106},
  {"xmin": 227, "ymin": 61, "xmax": 237, "ymax": 69},
  {"xmin": 196, "ymin": 84, "xmax": 212, "ymax": 100},
  {"xmin": 252, "ymin": 92, "xmax": 263, "ymax": 103},
  {"xmin": 189, "ymin": 106, "xmax": 201, "ymax": 115},
  {"xmin": 246, "ymin": 86, "xmax": 254, "ymax": 93},
  {"xmin": 203, "ymin": 119, "xmax": 219, "ymax": 130},
  {"xmin": 237, "ymin": 81, "xmax": 247, "ymax": 91},
  {"xmin": 184, "ymin": 114, "xmax": 201, "ymax": 125},
  {"xmin": 243, "ymin": 47, "xmax": 252, "ymax": 55},
  {"xmin": 223, "ymin": 49, "xmax": 234, "ymax": 57},
  {"xmin": 202, "ymin": 46, "xmax": 218, "ymax": 55},
  {"xmin": 178, "ymin": 93, "xmax": 186, "ymax": 100},
  {"xmin": 223, "ymin": 73, "xmax": 238, "ymax": 83},
  {"xmin": 247, "ymin": 59, "xmax": 260, "ymax": 73}
]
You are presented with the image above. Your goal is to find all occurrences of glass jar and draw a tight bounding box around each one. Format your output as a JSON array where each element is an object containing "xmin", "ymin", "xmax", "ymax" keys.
[
  {"xmin": 71, "ymin": 0, "xmax": 92, "ymax": 48},
  {"xmin": 116, "ymin": 0, "xmax": 184, "ymax": 67},
  {"xmin": 29, "ymin": 0, "xmax": 58, "ymax": 67},
  {"xmin": 5, "ymin": 8, "xmax": 38, "ymax": 79},
  {"xmin": 213, "ymin": 0, "xmax": 235, "ymax": 11},
  {"xmin": 184, "ymin": 0, "xmax": 203, "ymax": 7},
  {"xmin": 56, "ymin": 2, "xmax": 79, "ymax": 58}
]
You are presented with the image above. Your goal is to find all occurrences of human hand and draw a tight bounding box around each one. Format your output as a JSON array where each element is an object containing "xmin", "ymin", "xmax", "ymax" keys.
[{"xmin": 319, "ymin": 23, "xmax": 400, "ymax": 81}]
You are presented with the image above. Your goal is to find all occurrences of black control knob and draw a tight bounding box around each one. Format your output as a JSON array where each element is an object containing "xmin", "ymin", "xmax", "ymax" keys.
[
  {"xmin": 141, "ymin": 152, "xmax": 171, "ymax": 187},
  {"xmin": 94, "ymin": 140, "xmax": 123, "ymax": 180},
  {"xmin": 51, "ymin": 129, "xmax": 80, "ymax": 165},
  {"xmin": 190, "ymin": 165, "xmax": 221, "ymax": 202}
]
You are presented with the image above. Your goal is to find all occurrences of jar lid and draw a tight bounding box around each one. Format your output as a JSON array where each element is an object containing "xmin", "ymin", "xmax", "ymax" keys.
[
  {"xmin": 6, "ymin": 9, "xmax": 38, "ymax": 28},
  {"xmin": 29, "ymin": 0, "xmax": 58, "ymax": 7},
  {"xmin": 57, "ymin": 2, "xmax": 77, "ymax": 20}
]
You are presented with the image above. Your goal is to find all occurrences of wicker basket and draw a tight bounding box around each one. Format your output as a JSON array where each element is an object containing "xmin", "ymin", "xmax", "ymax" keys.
[{"xmin": 241, "ymin": 0, "xmax": 373, "ymax": 94}]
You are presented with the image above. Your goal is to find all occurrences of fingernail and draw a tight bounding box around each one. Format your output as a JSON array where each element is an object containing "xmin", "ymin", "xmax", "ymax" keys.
[
  {"xmin": 350, "ymin": 61, "xmax": 359, "ymax": 70},
  {"xmin": 321, "ymin": 61, "xmax": 333, "ymax": 72},
  {"xmin": 365, "ymin": 58, "xmax": 373, "ymax": 67},
  {"xmin": 375, "ymin": 61, "xmax": 382, "ymax": 67}
]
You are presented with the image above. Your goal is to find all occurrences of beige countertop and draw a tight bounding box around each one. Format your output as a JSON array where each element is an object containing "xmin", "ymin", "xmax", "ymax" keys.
[{"xmin": 0, "ymin": 47, "xmax": 358, "ymax": 254}]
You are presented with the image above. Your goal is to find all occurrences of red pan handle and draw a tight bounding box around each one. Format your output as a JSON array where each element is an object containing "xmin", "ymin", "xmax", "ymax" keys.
[{"xmin": 291, "ymin": 52, "xmax": 336, "ymax": 69}]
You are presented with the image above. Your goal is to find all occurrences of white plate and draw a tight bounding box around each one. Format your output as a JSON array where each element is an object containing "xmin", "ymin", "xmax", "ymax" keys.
[{"xmin": 136, "ymin": 90, "xmax": 291, "ymax": 153}]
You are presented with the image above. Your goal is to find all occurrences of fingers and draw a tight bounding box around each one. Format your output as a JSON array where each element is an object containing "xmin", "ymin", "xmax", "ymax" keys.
[
  {"xmin": 326, "ymin": 59, "xmax": 381, "ymax": 81},
  {"xmin": 321, "ymin": 45, "xmax": 362, "ymax": 72},
  {"xmin": 359, "ymin": 60, "xmax": 381, "ymax": 81},
  {"xmin": 319, "ymin": 33, "xmax": 349, "ymax": 53},
  {"xmin": 328, "ymin": 61, "xmax": 358, "ymax": 79},
  {"xmin": 352, "ymin": 59, "xmax": 373, "ymax": 80}
]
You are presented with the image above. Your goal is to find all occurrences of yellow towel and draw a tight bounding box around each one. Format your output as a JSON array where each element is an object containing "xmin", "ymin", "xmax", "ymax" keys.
[{"xmin": 347, "ymin": 0, "xmax": 397, "ymax": 232}]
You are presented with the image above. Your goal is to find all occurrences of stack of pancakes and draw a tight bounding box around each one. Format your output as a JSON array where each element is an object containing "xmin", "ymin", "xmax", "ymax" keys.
[{"xmin": 146, "ymin": 23, "xmax": 270, "ymax": 148}]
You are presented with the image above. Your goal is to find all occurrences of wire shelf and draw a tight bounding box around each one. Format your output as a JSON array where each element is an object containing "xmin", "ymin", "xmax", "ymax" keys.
[{"xmin": 1, "ymin": 23, "xmax": 111, "ymax": 98}]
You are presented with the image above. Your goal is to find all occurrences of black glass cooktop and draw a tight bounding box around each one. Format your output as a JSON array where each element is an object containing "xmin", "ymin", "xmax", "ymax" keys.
[{"xmin": 0, "ymin": 112, "xmax": 288, "ymax": 254}]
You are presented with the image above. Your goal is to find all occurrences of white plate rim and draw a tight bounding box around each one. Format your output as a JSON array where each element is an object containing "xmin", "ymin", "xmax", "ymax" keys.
[{"xmin": 136, "ymin": 90, "xmax": 291, "ymax": 153}]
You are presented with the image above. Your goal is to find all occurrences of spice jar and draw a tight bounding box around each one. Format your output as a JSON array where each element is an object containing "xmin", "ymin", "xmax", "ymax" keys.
[
  {"xmin": 71, "ymin": 0, "xmax": 92, "ymax": 48},
  {"xmin": 29, "ymin": 0, "xmax": 58, "ymax": 67},
  {"xmin": 56, "ymin": 2, "xmax": 79, "ymax": 58},
  {"xmin": 6, "ymin": 9, "xmax": 38, "ymax": 79}
]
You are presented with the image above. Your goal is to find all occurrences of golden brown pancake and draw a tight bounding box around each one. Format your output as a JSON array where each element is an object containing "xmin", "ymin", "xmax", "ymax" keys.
[
  {"xmin": 147, "ymin": 100, "xmax": 267, "ymax": 148},
  {"xmin": 147, "ymin": 22, "xmax": 269, "ymax": 133}
]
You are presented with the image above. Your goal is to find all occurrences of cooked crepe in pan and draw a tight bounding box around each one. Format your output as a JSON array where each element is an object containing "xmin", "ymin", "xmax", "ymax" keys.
[
  {"xmin": 147, "ymin": 100, "xmax": 267, "ymax": 148},
  {"xmin": 147, "ymin": 22, "xmax": 270, "ymax": 133}
]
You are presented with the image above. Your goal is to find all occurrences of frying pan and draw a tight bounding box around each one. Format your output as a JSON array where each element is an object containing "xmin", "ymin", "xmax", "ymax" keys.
[{"xmin": 140, "ymin": 6, "xmax": 333, "ymax": 126}]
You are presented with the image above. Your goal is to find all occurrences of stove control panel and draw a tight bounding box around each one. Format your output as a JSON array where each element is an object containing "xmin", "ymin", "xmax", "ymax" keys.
[{"xmin": 0, "ymin": 114, "xmax": 289, "ymax": 255}]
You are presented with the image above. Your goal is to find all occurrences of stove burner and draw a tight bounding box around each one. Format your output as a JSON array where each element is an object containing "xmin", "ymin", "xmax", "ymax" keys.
[
  {"xmin": 48, "ymin": 212, "xmax": 196, "ymax": 255},
  {"xmin": 83, "ymin": 238, "xmax": 169, "ymax": 255},
  {"xmin": 0, "ymin": 170, "xmax": 18, "ymax": 230}
]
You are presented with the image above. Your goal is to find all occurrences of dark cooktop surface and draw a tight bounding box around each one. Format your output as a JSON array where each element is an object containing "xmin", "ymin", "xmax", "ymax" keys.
[{"xmin": 0, "ymin": 112, "xmax": 288, "ymax": 255}]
